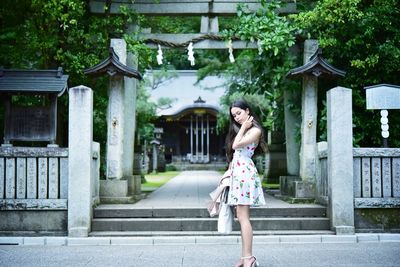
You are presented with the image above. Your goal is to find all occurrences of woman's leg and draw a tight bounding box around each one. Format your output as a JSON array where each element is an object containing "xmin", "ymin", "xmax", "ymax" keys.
[{"xmin": 236, "ymin": 205, "xmax": 253, "ymax": 265}]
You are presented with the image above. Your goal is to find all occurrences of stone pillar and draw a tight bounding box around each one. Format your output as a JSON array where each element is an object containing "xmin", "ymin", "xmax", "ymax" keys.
[
  {"xmin": 124, "ymin": 47, "xmax": 140, "ymax": 197},
  {"xmin": 130, "ymin": 153, "xmax": 142, "ymax": 197},
  {"xmin": 298, "ymin": 39, "xmax": 319, "ymax": 197},
  {"xmin": 100, "ymin": 39, "xmax": 131, "ymax": 202},
  {"xmin": 68, "ymin": 85, "xmax": 93, "ymax": 237},
  {"xmin": 200, "ymin": 16, "xmax": 219, "ymax": 33},
  {"xmin": 106, "ymin": 39, "xmax": 126, "ymax": 180},
  {"xmin": 300, "ymin": 75, "xmax": 318, "ymax": 181},
  {"xmin": 190, "ymin": 116, "xmax": 193, "ymax": 162},
  {"xmin": 201, "ymin": 116, "xmax": 204, "ymax": 162},
  {"xmin": 143, "ymin": 140, "xmax": 149, "ymax": 173},
  {"xmin": 327, "ymin": 87, "xmax": 355, "ymax": 235},
  {"xmin": 283, "ymin": 89, "xmax": 301, "ymax": 175},
  {"xmin": 299, "ymin": 39, "xmax": 318, "ymax": 181},
  {"xmin": 196, "ymin": 115, "xmax": 199, "ymax": 162},
  {"xmin": 207, "ymin": 115, "xmax": 210, "ymax": 162},
  {"xmin": 152, "ymin": 142, "xmax": 158, "ymax": 173}
]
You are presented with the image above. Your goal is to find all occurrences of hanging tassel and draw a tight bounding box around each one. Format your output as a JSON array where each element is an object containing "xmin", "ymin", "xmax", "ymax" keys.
[
  {"xmin": 257, "ymin": 39, "xmax": 263, "ymax": 55},
  {"xmin": 227, "ymin": 39, "xmax": 235, "ymax": 63},
  {"xmin": 187, "ymin": 42, "xmax": 195, "ymax": 66},
  {"xmin": 156, "ymin": 44, "xmax": 163, "ymax": 65}
]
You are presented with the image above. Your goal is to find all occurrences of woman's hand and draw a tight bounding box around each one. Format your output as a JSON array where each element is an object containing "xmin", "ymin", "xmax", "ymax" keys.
[{"xmin": 241, "ymin": 116, "xmax": 253, "ymax": 130}]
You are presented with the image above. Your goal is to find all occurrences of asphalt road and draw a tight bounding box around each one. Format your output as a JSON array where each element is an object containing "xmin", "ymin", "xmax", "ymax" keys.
[{"xmin": 1, "ymin": 242, "xmax": 400, "ymax": 267}]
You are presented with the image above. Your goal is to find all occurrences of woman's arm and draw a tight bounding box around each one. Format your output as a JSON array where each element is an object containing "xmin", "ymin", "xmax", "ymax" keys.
[{"xmin": 232, "ymin": 116, "xmax": 261, "ymax": 150}]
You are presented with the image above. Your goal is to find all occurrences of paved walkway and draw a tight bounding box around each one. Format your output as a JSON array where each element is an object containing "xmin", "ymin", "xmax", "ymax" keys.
[
  {"xmin": 135, "ymin": 170, "xmax": 219, "ymax": 208},
  {"xmin": 1, "ymin": 241, "xmax": 399, "ymax": 266},
  {"xmin": 1, "ymin": 170, "xmax": 400, "ymax": 267},
  {"xmin": 131, "ymin": 170, "xmax": 324, "ymax": 209}
]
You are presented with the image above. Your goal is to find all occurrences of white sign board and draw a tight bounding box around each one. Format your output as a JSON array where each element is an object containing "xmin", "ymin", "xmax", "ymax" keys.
[{"xmin": 365, "ymin": 84, "xmax": 400, "ymax": 110}]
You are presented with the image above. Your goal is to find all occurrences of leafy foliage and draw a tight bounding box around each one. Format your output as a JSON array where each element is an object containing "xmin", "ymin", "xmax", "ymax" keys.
[
  {"xmin": 203, "ymin": 0, "xmax": 300, "ymax": 133},
  {"xmin": 295, "ymin": 0, "xmax": 400, "ymax": 147},
  {"xmin": 0, "ymin": 0, "xmax": 157, "ymax": 177}
]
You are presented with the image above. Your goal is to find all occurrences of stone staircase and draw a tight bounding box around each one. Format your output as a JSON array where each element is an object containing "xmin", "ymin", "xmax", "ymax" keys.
[
  {"xmin": 90, "ymin": 205, "xmax": 333, "ymax": 236},
  {"xmin": 168, "ymin": 162, "xmax": 227, "ymax": 171}
]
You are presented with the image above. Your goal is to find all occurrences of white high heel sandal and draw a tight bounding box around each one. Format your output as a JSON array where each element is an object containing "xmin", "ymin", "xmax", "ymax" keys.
[{"xmin": 240, "ymin": 255, "xmax": 259, "ymax": 267}]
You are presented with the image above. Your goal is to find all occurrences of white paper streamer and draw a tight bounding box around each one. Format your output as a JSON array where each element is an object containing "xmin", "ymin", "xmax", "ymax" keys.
[
  {"xmin": 187, "ymin": 42, "xmax": 195, "ymax": 66},
  {"xmin": 227, "ymin": 39, "xmax": 235, "ymax": 63},
  {"xmin": 156, "ymin": 44, "xmax": 163, "ymax": 65}
]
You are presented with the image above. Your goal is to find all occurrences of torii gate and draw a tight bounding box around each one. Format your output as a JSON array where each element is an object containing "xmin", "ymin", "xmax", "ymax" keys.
[
  {"xmin": 88, "ymin": 0, "xmax": 302, "ymax": 201},
  {"xmin": 89, "ymin": 0, "xmax": 296, "ymax": 49}
]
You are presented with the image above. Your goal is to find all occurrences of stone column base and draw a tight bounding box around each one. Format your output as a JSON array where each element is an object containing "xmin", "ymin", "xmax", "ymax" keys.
[
  {"xmin": 100, "ymin": 179, "xmax": 129, "ymax": 203},
  {"xmin": 294, "ymin": 181, "xmax": 315, "ymax": 198},
  {"xmin": 100, "ymin": 178, "xmax": 144, "ymax": 204},
  {"xmin": 128, "ymin": 175, "xmax": 142, "ymax": 196},
  {"xmin": 335, "ymin": 226, "xmax": 355, "ymax": 235},
  {"xmin": 279, "ymin": 176, "xmax": 301, "ymax": 196},
  {"xmin": 68, "ymin": 226, "xmax": 89, "ymax": 237},
  {"xmin": 279, "ymin": 176, "xmax": 316, "ymax": 201}
]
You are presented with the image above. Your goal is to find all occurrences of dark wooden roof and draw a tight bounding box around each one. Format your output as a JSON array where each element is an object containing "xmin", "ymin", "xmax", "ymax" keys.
[
  {"xmin": 287, "ymin": 49, "xmax": 346, "ymax": 78},
  {"xmin": 0, "ymin": 67, "xmax": 68, "ymax": 96},
  {"xmin": 84, "ymin": 48, "xmax": 142, "ymax": 80}
]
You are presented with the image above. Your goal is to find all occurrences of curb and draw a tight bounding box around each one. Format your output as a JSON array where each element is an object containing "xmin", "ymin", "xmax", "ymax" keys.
[{"xmin": 0, "ymin": 234, "xmax": 399, "ymax": 246}]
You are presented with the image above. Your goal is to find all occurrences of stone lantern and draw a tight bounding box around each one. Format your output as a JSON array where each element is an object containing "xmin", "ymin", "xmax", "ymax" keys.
[{"xmin": 286, "ymin": 41, "xmax": 345, "ymax": 199}]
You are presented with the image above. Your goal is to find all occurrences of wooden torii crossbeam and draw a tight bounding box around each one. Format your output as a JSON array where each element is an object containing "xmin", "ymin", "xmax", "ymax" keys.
[
  {"xmin": 89, "ymin": 0, "xmax": 297, "ymax": 49},
  {"xmin": 89, "ymin": 0, "xmax": 296, "ymax": 16}
]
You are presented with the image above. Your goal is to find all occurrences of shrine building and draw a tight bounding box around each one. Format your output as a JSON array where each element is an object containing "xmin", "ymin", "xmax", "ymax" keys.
[{"xmin": 146, "ymin": 70, "xmax": 226, "ymax": 164}]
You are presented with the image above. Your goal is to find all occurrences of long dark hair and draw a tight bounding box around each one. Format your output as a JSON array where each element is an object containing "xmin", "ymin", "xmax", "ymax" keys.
[{"xmin": 225, "ymin": 100, "xmax": 268, "ymax": 163}]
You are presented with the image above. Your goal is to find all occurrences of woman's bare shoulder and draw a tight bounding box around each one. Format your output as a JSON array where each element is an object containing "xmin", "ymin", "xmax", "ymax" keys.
[{"xmin": 247, "ymin": 127, "xmax": 261, "ymax": 136}]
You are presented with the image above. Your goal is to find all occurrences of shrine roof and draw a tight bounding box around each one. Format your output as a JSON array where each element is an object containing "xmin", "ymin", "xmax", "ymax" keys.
[
  {"xmin": 0, "ymin": 67, "xmax": 68, "ymax": 96},
  {"xmin": 287, "ymin": 49, "xmax": 345, "ymax": 78},
  {"xmin": 145, "ymin": 70, "xmax": 225, "ymax": 116},
  {"xmin": 166, "ymin": 101, "xmax": 220, "ymax": 118},
  {"xmin": 84, "ymin": 48, "xmax": 142, "ymax": 80}
]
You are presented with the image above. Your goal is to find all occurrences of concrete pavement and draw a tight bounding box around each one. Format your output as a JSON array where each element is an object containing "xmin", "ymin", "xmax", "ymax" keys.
[
  {"xmin": 103, "ymin": 170, "xmax": 327, "ymax": 209},
  {"xmin": 1, "ymin": 241, "xmax": 399, "ymax": 267},
  {"xmin": 1, "ymin": 171, "xmax": 400, "ymax": 266}
]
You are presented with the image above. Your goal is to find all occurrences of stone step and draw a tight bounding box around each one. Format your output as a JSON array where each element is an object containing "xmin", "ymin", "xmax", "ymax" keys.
[
  {"xmin": 91, "ymin": 217, "xmax": 330, "ymax": 232},
  {"xmin": 89, "ymin": 230, "xmax": 335, "ymax": 237},
  {"xmin": 168, "ymin": 163, "xmax": 227, "ymax": 171},
  {"xmin": 93, "ymin": 206, "xmax": 327, "ymax": 218}
]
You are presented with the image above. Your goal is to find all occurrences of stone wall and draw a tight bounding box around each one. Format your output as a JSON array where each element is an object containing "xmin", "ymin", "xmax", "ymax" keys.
[
  {"xmin": 0, "ymin": 146, "xmax": 69, "ymax": 235},
  {"xmin": 355, "ymin": 209, "xmax": 400, "ymax": 233}
]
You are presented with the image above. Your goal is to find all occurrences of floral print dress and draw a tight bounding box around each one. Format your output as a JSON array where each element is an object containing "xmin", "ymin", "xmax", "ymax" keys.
[{"xmin": 227, "ymin": 142, "xmax": 266, "ymax": 206}]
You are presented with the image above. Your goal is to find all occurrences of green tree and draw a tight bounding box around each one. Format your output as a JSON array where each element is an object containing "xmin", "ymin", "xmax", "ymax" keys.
[
  {"xmin": 199, "ymin": 0, "xmax": 300, "ymax": 133},
  {"xmin": 295, "ymin": 0, "xmax": 400, "ymax": 147},
  {"xmin": 0, "ymin": 0, "xmax": 158, "ymax": 177}
]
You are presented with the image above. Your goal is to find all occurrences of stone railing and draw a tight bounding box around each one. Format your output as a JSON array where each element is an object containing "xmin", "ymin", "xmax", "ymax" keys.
[
  {"xmin": 316, "ymin": 142, "xmax": 328, "ymax": 205},
  {"xmin": 91, "ymin": 142, "xmax": 100, "ymax": 206},
  {"xmin": 316, "ymin": 145, "xmax": 400, "ymax": 208},
  {"xmin": 0, "ymin": 144, "xmax": 101, "ymax": 210},
  {"xmin": 0, "ymin": 146, "xmax": 68, "ymax": 210},
  {"xmin": 353, "ymin": 148, "xmax": 400, "ymax": 208}
]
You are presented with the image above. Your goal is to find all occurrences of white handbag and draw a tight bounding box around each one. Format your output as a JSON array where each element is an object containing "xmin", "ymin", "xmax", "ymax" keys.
[
  {"xmin": 217, "ymin": 187, "xmax": 233, "ymax": 234},
  {"xmin": 218, "ymin": 202, "xmax": 233, "ymax": 234},
  {"xmin": 207, "ymin": 172, "xmax": 231, "ymax": 217}
]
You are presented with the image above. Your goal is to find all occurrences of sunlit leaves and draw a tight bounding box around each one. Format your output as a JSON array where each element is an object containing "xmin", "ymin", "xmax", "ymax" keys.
[{"xmin": 295, "ymin": 0, "xmax": 400, "ymax": 147}]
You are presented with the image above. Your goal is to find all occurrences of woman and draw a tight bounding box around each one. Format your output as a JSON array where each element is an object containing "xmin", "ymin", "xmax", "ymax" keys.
[{"xmin": 226, "ymin": 100, "xmax": 267, "ymax": 267}]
